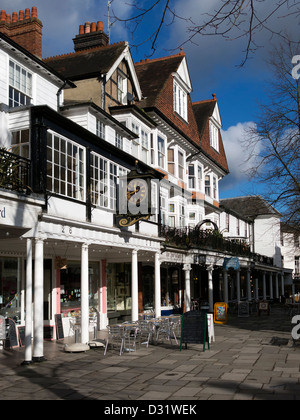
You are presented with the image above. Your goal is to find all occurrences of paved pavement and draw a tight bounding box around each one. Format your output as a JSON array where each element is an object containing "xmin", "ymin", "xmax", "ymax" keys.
[{"xmin": 0, "ymin": 305, "xmax": 299, "ymax": 401}]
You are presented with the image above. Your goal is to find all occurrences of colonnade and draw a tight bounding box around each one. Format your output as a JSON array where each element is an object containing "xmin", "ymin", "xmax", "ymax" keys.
[
  {"xmin": 23, "ymin": 238, "xmax": 162, "ymax": 364},
  {"xmin": 23, "ymin": 237, "xmax": 286, "ymax": 364}
]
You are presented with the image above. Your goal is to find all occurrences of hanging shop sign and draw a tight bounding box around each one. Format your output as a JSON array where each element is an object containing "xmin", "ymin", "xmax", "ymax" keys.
[
  {"xmin": 223, "ymin": 257, "xmax": 240, "ymax": 270},
  {"xmin": 214, "ymin": 302, "xmax": 228, "ymax": 324},
  {"xmin": 116, "ymin": 161, "xmax": 157, "ymax": 228}
]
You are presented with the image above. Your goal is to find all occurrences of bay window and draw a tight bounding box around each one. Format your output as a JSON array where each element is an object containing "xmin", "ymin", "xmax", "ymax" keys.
[
  {"xmin": 158, "ymin": 136, "xmax": 165, "ymax": 168},
  {"xmin": 178, "ymin": 150, "xmax": 184, "ymax": 180},
  {"xmin": 47, "ymin": 132, "xmax": 85, "ymax": 201},
  {"xmin": 188, "ymin": 164, "xmax": 195, "ymax": 189}
]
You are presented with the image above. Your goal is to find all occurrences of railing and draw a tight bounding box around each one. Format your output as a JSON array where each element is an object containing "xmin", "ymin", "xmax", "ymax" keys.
[
  {"xmin": 160, "ymin": 225, "xmax": 274, "ymax": 266},
  {"xmin": 0, "ymin": 149, "xmax": 31, "ymax": 194}
]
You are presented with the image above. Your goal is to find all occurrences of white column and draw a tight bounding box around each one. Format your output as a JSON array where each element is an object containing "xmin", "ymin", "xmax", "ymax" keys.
[
  {"xmin": 24, "ymin": 239, "xmax": 33, "ymax": 365},
  {"xmin": 269, "ymin": 273, "xmax": 273, "ymax": 300},
  {"xmin": 184, "ymin": 264, "xmax": 192, "ymax": 312},
  {"xmin": 275, "ymin": 273, "xmax": 279, "ymax": 299},
  {"xmin": 81, "ymin": 243, "xmax": 89, "ymax": 344},
  {"xmin": 292, "ymin": 284, "xmax": 296, "ymax": 303},
  {"xmin": 223, "ymin": 269, "xmax": 229, "ymax": 304},
  {"xmin": 247, "ymin": 269, "xmax": 252, "ymax": 301},
  {"xmin": 33, "ymin": 238, "xmax": 44, "ymax": 362},
  {"xmin": 208, "ymin": 266, "xmax": 214, "ymax": 312},
  {"xmin": 281, "ymin": 272, "xmax": 285, "ymax": 297},
  {"xmin": 263, "ymin": 272, "xmax": 267, "ymax": 300},
  {"xmin": 255, "ymin": 278, "xmax": 259, "ymax": 300},
  {"xmin": 131, "ymin": 249, "xmax": 139, "ymax": 321},
  {"xmin": 236, "ymin": 269, "xmax": 241, "ymax": 303},
  {"xmin": 155, "ymin": 252, "xmax": 161, "ymax": 318}
]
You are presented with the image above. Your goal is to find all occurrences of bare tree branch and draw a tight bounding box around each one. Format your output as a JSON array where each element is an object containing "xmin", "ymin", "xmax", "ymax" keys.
[{"xmin": 112, "ymin": 0, "xmax": 300, "ymax": 65}]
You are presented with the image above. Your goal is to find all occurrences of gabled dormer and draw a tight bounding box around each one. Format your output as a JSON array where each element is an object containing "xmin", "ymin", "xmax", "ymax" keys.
[
  {"xmin": 134, "ymin": 51, "xmax": 200, "ymax": 146},
  {"xmin": 172, "ymin": 54, "xmax": 192, "ymax": 122},
  {"xmin": 44, "ymin": 21, "xmax": 142, "ymax": 113},
  {"xmin": 193, "ymin": 96, "xmax": 229, "ymax": 174}
]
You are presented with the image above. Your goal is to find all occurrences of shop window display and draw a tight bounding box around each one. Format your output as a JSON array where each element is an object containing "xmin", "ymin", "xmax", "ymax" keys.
[
  {"xmin": 60, "ymin": 262, "xmax": 100, "ymax": 317},
  {"xmin": 106, "ymin": 263, "xmax": 132, "ymax": 313},
  {"xmin": 0, "ymin": 258, "xmax": 21, "ymax": 323}
]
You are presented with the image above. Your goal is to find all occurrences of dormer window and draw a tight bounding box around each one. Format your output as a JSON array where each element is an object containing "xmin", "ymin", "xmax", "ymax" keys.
[
  {"xmin": 117, "ymin": 74, "xmax": 127, "ymax": 104},
  {"xmin": 174, "ymin": 80, "xmax": 187, "ymax": 121},
  {"xmin": 210, "ymin": 121, "xmax": 219, "ymax": 152}
]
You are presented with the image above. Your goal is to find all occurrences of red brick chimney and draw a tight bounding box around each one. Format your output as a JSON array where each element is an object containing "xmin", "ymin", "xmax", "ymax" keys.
[
  {"xmin": 0, "ymin": 7, "xmax": 43, "ymax": 58},
  {"xmin": 73, "ymin": 20, "xmax": 109, "ymax": 52}
]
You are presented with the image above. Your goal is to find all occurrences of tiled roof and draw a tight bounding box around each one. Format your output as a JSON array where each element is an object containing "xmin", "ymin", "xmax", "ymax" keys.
[
  {"xmin": 220, "ymin": 196, "xmax": 282, "ymax": 220},
  {"xmin": 44, "ymin": 42, "xmax": 127, "ymax": 80},
  {"xmin": 135, "ymin": 54, "xmax": 201, "ymax": 146}
]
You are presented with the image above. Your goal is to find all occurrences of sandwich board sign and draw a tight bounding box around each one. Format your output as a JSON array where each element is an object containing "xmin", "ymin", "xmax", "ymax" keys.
[
  {"xmin": 214, "ymin": 302, "xmax": 228, "ymax": 324},
  {"xmin": 180, "ymin": 311, "xmax": 210, "ymax": 352}
]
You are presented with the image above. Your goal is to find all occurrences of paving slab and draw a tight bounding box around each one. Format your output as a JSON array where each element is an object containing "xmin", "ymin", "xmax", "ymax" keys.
[{"xmin": 0, "ymin": 305, "xmax": 299, "ymax": 402}]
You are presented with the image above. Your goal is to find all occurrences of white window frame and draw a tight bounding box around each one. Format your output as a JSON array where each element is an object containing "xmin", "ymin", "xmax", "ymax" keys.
[
  {"xmin": 213, "ymin": 176, "xmax": 218, "ymax": 200},
  {"xmin": 46, "ymin": 131, "xmax": 85, "ymax": 201},
  {"xmin": 197, "ymin": 165, "xmax": 203, "ymax": 191},
  {"xmin": 210, "ymin": 121, "xmax": 219, "ymax": 152},
  {"xmin": 178, "ymin": 149, "xmax": 185, "ymax": 180},
  {"xmin": 157, "ymin": 135, "xmax": 166, "ymax": 169},
  {"xmin": 11, "ymin": 129, "xmax": 30, "ymax": 159},
  {"xmin": 115, "ymin": 132, "xmax": 123, "ymax": 149},
  {"xmin": 9, "ymin": 60, "xmax": 32, "ymax": 108},
  {"xmin": 174, "ymin": 80, "xmax": 187, "ymax": 121},
  {"xmin": 117, "ymin": 74, "xmax": 127, "ymax": 105},
  {"xmin": 96, "ymin": 119, "xmax": 106, "ymax": 140},
  {"xmin": 188, "ymin": 164, "xmax": 195, "ymax": 189}
]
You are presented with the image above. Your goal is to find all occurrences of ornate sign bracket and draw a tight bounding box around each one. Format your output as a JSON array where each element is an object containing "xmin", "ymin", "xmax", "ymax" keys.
[{"xmin": 116, "ymin": 214, "xmax": 150, "ymax": 228}]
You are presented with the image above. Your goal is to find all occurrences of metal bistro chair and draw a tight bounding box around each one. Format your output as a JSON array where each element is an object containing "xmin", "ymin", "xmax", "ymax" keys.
[
  {"xmin": 137, "ymin": 320, "xmax": 153, "ymax": 348},
  {"xmin": 104, "ymin": 325, "xmax": 125, "ymax": 356},
  {"xmin": 122, "ymin": 322, "xmax": 139, "ymax": 352},
  {"xmin": 156, "ymin": 318, "xmax": 178, "ymax": 345},
  {"xmin": 169, "ymin": 316, "xmax": 181, "ymax": 343}
]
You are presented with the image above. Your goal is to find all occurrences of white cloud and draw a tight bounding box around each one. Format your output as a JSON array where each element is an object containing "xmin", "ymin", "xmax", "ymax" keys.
[{"xmin": 220, "ymin": 121, "xmax": 263, "ymax": 191}]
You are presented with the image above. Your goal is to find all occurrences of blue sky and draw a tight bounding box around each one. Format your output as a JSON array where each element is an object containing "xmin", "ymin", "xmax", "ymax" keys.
[{"xmin": 2, "ymin": 0, "xmax": 299, "ymax": 200}]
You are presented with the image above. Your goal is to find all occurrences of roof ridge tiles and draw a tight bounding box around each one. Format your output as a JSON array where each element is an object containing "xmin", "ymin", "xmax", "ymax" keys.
[
  {"xmin": 135, "ymin": 51, "xmax": 185, "ymax": 66},
  {"xmin": 44, "ymin": 40, "xmax": 126, "ymax": 62}
]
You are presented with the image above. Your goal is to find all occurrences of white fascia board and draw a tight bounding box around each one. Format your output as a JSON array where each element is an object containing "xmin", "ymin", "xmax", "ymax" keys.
[
  {"xmin": 173, "ymin": 57, "xmax": 192, "ymax": 93},
  {"xmin": 105, "ymin": 43, "xmax": 142, "ymax": 101}
]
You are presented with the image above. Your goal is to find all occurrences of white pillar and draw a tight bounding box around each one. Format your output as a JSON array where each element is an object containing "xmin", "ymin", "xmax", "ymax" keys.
[
  {"xmin": 155, "ymin": 252, "xmax": 161, "ymax": 318},
  {"xmin": 247, "ymin": 269, "xmax": 252, "ymax": 301},
  {"xmin": 131, "ymin": 249, "xmax": 139, "ymax": 321},
  {"xmin": 263, "ymin": 272, "xmax": 267, "ymax": 300},
  {"xmin": 269, "ymin": 273, "xmax": 273, "ymax": 300},
  {"xmin": 208, "ymin": 266, "xmax": 214, "ymax": 312},
  {"xmin": 255, "ymin": 278, "xmax": 259, "ymax": 300},
  {"xmin": 275, "ymin": 273, "xmax": 279, "ymax": 299},
  {"xmin": 223, "ymin": 269, "xmax": 229, "ymax": 304},
  {"xmin": 81, "ymin": 243, "xmax": 89, "ymax": 344},
  {"xmin": 184, "ymin": 264, "xmax": 192, "ymax": 312},
  {"xmin": 24, "ymin": 239, "xmax": 33, "ymax": 364},
  {"xmin": 236, "ymin": 269, "xmax": 241, "ymax": 303},
  {"xmin": 292, "ymin": 284, "xmax": 296, "ymax": 303},
  {"xmin": 33, "ymin": 238, "xmax": 44, "ymax": 362},
  {"xmin": 281, "ymin": 272, "xmax": 285, "ymax": 297}
]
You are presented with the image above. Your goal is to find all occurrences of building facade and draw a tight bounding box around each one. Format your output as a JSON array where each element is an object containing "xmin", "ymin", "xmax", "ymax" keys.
[{"xmin": 0, "ymin": 7, "xmax": 293, "ymax": 362}]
